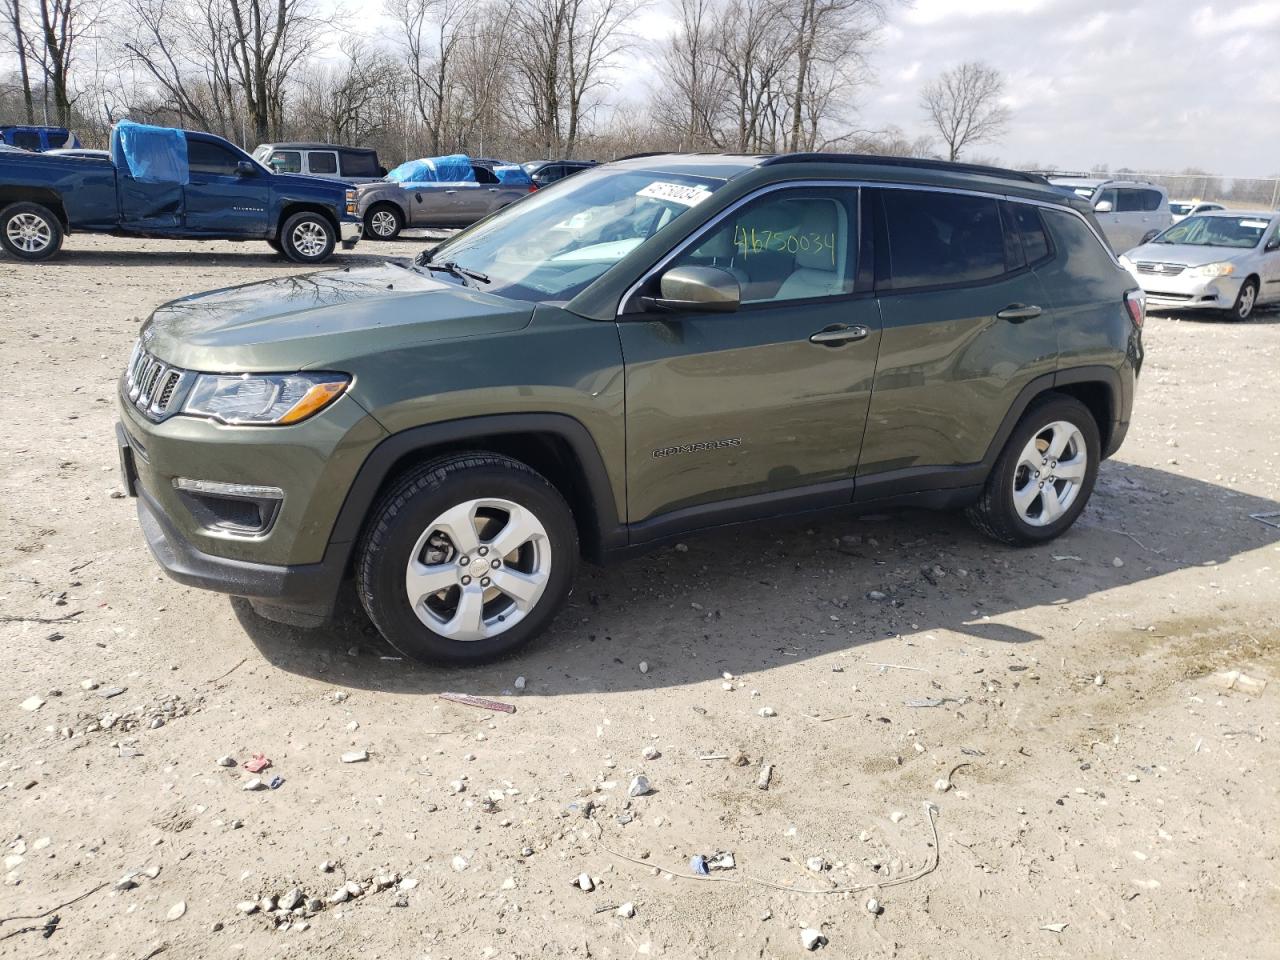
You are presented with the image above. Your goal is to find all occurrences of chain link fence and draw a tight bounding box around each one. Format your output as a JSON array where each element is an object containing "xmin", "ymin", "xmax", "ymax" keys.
[{"xmin": 1036, "ymin": 170, "xmax": 1280, "ymax": 210}]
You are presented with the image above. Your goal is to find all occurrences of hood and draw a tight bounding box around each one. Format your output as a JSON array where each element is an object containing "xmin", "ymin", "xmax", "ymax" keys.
[
  {"xmin": 269, "ymin": 170, "xmax": 349, "ymax": 195},
  {"xmin": 140, "ymin": 263, "xmax": 534, "ymax": 372},
  {"xmin": 1124, "ymin": 242, "xmax": 1252, "ymax": 267}
]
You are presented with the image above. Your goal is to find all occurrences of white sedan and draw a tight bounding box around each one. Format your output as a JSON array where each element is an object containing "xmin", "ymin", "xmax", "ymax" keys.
[{"xmin": 1119, "ymin": 210, "xmax": 1280, "ymax": 321}]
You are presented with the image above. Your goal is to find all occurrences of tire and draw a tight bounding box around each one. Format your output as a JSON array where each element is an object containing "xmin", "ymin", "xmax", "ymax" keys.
[
  {"xmin": 0, "ymin": 201, "xmax": 64, "ymax": 261},
  {"xmin": 1227, "ymin": 277, "xmax": 1258, "ymax": 321},
  {"xmin": 966, "ymin": 394, "xmax": 1101, "ymax": 546},
  {"xmin": 364, "ymin": 203, "xmax": 403, "ymax": 241},
  {"xmin": 279, "ymin": 211, "xmax": 336, "ymax": 263},
  {"xmin": 356, "ymin": 453, "xmax": 579, "ymax": 664}
]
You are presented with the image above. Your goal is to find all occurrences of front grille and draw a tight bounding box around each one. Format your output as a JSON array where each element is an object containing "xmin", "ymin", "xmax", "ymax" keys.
[
  {"xmin": 1136, "ymin": 261, "xmax": 1185, "ymax": 277},
  {"xmin": 123, "ymin": 341, "xmax": 192, "ymax": 422}
]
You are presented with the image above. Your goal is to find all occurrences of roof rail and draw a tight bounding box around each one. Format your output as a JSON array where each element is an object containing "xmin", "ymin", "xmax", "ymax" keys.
[
  {"xmin": 760, "ymin": 152, "xmax": 1050, "ymax": 185},
  {"xmin": 613, "ymin": 151, "xmax": 674, "ymax": 162}
]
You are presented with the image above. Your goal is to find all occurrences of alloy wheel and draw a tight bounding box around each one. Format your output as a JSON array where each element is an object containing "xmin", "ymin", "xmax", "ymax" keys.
[
  {"xmin": 5, "ymin": 212, "xmax": 52, "ymax": 253},
  {"xmin": 370, "ymin": 210, "xmax": 397, "ymax": 237},
  {"xmin": 1237, "ymin": 283, "xmax": 1256, "ymax": 320},
  {"xmin": 404, "ymin": 498, "xmax": 552, "ymax": 642},
  {"xmin": 1011, "ymin": 420, "xmax": 1088, "ymax": 527},
  {"xmin": 291, "ymin": 221, "xmax": 329, "ymax": 258}
]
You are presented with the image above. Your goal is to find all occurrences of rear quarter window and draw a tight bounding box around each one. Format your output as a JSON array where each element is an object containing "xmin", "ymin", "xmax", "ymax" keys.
[
  {"xmin": 1039, "ymin": 208, "xmax": 1124, "ymax": 303},
  {"xmin": 339, "ymin": 151, "xmax": 378, "ymax": 177},
  {"xmin": 1011, "ymin": 204, "xmax": 1052, "ymax": 265}
]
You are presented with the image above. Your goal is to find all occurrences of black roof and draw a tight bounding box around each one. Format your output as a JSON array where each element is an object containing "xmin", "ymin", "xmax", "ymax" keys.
[
  {"xmin": 258, "ymin": 142, "xmax": 378, "ymax": 154},
  {"xmin": 761, "ymin": 153, "xmax": 1049, "ymax": 186}
]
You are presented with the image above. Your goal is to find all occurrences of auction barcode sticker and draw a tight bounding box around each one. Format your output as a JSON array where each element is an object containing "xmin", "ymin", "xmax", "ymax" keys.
[
  {"xmin": 637, "ymin": 181, "xmax": 712, "ymax": 206},
  {"xmin": 1240, "ymin": 219, "xmax": 1270, "ymax": 229}
]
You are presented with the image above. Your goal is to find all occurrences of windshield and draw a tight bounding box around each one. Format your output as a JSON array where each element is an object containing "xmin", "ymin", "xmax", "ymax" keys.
[
  {"xmin": 1153, "ymin": 215, "xmax": 1272, "ymax": 248},
  {"xmin": 423, "ymin": 167, "xmax": 725, "ymax": 302}
]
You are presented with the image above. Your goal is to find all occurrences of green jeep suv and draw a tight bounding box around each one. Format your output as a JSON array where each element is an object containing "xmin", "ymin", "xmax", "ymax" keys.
[{"xmin": 116, "ymin": 153, "xmax": 1145, "ymax": 663}]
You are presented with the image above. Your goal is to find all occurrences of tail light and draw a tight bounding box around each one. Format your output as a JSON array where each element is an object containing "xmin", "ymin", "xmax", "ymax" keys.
[{"xmin": 1124, "ymin": 289, "xmax": 1145, "ymax": 329}]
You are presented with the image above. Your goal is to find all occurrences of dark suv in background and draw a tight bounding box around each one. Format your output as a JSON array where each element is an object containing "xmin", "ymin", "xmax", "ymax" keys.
[
  {"xmin": 116, "ymin": 153, "xmax": 1144, "ymax": 664},
  {"xmin": 523, "ymin": 159, "xmax": 598, "ymax": 187}
]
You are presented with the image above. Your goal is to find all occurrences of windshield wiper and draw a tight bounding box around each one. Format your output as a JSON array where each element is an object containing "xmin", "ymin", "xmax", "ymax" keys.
[{"xmin": 419, "ymin": 258, "xmax": 490, "ymax": 287}]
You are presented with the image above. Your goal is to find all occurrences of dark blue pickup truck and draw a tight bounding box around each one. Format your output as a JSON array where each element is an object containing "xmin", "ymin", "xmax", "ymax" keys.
[{"xmin": 0, "ymin": 122, "xmax": 362, "ymax": 262}]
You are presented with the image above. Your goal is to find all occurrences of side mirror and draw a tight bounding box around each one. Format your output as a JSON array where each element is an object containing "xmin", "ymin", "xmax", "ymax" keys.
[
  {"xmin": 236, "ymin": 160, "xmax": 257, "ymax": 177},
  {"xmin": 643, "ymin": 265, "xmax": 740, "ymax": 313},
  {"xmin": 1140, "ymin": 229, "xmax": 1159, "ymax": 244},
  {"xmin": 1266, "ymin": 237, "xmax": 1280, "ymax": 252},
  {"xmin": 1093, "ymin": 200, "xmax": 1113, "ymax": 213}
]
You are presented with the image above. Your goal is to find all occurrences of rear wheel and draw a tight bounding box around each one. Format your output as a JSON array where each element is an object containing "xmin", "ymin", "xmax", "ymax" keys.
[
  {"xmin": 356, "ymin": 453, "xmax": 578, "ymax": 664},
  {"xmin": 279, "ymin": 211, "xmax": 336, "ymax": 263},
  {"xmin": 0, "ymin": 202, "xmax": 64, "ymax": 261},
  {"xmin": 1227, "ymin": 278, "xmax": 1258, "ymax": 321},
  {"xmin": 365, "ymin": 204, "xmax": 403, "ymax": 241},
  {"xmin": 966, "ymin": 395, "xmax": 1100, "ymax": 545}
]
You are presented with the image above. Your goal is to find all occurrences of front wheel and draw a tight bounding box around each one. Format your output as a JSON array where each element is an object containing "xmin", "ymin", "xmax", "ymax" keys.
[
  {"xmin": 966, "ymin": 395, "xmax": 1100, "ymax": 546},
  {"xmin": 1227, "ymin": 278, "xmax": 1258, "ymax": 321},
  {"xmin": 356, "ymin": 453, "xmax": 578, "ymax": 664},
  {"xmin": 364, "ymin": 204, "xmax": 403, "ymax": 241},
  {"xmin": 0, "ymin": 202, "xmax": 64, "ymax": 261},
  {"xmin": 279, "ymin": 211, "xmax": 336, "ymax": 263}
]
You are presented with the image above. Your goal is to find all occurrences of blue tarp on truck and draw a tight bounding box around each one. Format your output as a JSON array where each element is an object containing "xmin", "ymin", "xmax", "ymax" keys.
[
  {"xmin": 385, "ymin": 154, "xmax": 476, "ymax": 186},
  {"xmin": 110, "ymin": 120, "xmax": 190, "ymax": 184}
]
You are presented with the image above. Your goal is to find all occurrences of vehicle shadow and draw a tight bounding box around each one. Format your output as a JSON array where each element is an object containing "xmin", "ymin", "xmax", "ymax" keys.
[
  {"xmin": 233, "ymin": 460, "xmax": 1279, "ymax": 695},
  {"xmin": 8, "ymin": 248, "xmax": 404, "ymax": 269},
  {"xmin": 1151, "ymin": 304, "xmax": 1280, "ymax": 325}
]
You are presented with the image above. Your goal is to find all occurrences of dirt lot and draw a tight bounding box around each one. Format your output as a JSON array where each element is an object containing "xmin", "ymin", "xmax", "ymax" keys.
[{"xmin": 2, "ymin": 234, "xmax": 1278, "ymax": 959}]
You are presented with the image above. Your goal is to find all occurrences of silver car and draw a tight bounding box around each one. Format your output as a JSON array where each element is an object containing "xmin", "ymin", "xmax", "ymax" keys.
[
  {"xmin": 1119, "ymin": 210, "xmax": 1280, "ymax": 320},
  {"xmin": 357, "ymin": 159, "xmax": 533, "ymax": 240},
  {"xmin": 1048, "ymin": 176, "xmax": 1172, "ymax": 252}
]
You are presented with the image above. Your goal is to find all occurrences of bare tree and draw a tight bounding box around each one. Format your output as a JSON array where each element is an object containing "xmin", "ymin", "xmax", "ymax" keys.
[
  {"xmin": 389, "ymin": 0, "xmax": 473, "ymax": 155},
  {"xmin": 2, "ymin": 0, "xmax": 37, "ymax": 122},
  {"xmin": 919, "ymin": 60, "xmax": 1009, "ymax": 162},
  {"xmin": 226, "ymin": 0, "xmax": 323, "ymax": 143},
  {"xmin": 650, "ymin": 0, "xmax": 721, "ymax": 149},
  {"xmin": 35, "ymin": 0, "xmax": 101, "ymax": 126}
]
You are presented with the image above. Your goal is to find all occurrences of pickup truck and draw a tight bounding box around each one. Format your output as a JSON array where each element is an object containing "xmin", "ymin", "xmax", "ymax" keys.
[{"xmin": 0, "ymin": 122, "xmax": 362, "ymax": 263}]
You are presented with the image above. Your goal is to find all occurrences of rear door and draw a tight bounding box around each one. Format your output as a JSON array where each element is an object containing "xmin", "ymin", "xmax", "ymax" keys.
[
  {"xmin": 619, "ymin": 184, "xmax": 882, "ymax": 528},
  {"xmin": 1112, "ymin": 188, "xmax": 1149, "ymax": 252},
  {"xmin": 183, "ymin": 136, "xmax": 270, "ymax": 236},
  {"xmin": 858, "ymin": 187, "xmax": 1057, "ymax": 496}
]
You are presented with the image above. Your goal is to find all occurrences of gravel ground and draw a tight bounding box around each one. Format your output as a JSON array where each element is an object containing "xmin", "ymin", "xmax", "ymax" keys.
[{"xmin": 2, "ymin": 234, "xmax": 1278, "ymax": 959}]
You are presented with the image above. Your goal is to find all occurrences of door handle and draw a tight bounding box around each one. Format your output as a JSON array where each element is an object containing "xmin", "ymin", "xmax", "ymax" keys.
[
  {"xmin": 488, "ymin": 187, "xmax": 498, "ymax": 192},
  {"xmin": 996, "ymin": 304, "xmax": 1043, "ymax": 323},
  {"xmin": 444, "ymin": 189, "xmax": 457, "ymax": 195},
  {"xmin": 809, "ymin": 324, "xmax": 869, "ymax": 346}
]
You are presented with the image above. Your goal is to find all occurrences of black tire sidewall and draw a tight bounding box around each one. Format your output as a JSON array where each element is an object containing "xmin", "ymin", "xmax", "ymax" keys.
[
  {"xmin": 989, "ymin": 396, "xmax": 1101, "ymax": 544},
  {"xmin": 358, "ymin": 461, "xmax": 578, "ymax": 664},
  {"xmin": 365, "ymin": 204, "xmax": 402, "ymax": 241},
  {"xmin": 280, "ymin": 212, "xmax": 336, "ymax": 263},
  {"xmin": 0, "ymin": 202, "xmax": 63, "ymax": 261}
]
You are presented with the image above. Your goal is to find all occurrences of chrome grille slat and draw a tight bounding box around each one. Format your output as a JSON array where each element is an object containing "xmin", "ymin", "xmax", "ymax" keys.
[
  {"xmin": 1136, "ymin": 261, "xmax": 1185, "ymax": 277},
  {"xmin": 121, "ymin": 340, "xmax": 190, "ymax": 422}
]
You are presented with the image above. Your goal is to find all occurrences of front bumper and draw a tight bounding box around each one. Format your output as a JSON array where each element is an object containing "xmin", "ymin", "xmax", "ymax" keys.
[
  {"xmin": 340, "ymin": 220, "xmax": 362, "ymax": 248},
  {"xmin": 1131, "ymin": 271, "xmax": 1243, "ymax": 311}
]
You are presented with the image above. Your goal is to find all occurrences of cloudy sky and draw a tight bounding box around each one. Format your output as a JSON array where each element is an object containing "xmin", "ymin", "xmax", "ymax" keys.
[{"xmin": 630, "ymin": 0, "xmax": 1280, "ymax": 176}]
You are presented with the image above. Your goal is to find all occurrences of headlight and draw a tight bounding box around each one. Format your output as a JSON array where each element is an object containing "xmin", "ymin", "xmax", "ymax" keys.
[
  {"xmin": 182, "ymin": 372, "xmax": 350, "ymax": 425},
  {"xmin": 1118, "ymin": 255, "xmax": 1134, "ymax": 270},
  {"xmin": 1187, "ymin": 261, "xmax": 1235, "ymax": 277}
]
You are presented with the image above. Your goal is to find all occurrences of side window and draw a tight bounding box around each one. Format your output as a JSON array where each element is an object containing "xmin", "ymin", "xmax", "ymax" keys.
[
  {"xmin": 472, "ymin": 166, "xmax": 499, "ymax": 184},
  {"xmin": 881, "ymin": 189, "xmax": 1006, "ymax": 289},
  {"xmin": 268, "ymin": 150, "xmax": 302, "ymax": 173},
  {"xmin": 1141, "ymin": 189, "xmax": 1164, "ymax": 212},
  {"xmin": 1096, "ymin": 188, "xmax": 1118, "ymax": 210},
  {"xmin": 1041, "ymin": 208, "xmax": 1117, "ymax": 277},
  {"xmin": 13, "ymin": 130, "xmax": 42, "ymax": 150},
  {"xmin": 187, "ymin": 139, "xmax": 242, "ymax": 176},
  {"xmin": 669, "ymin": 188, "xmax": 857, "ymax": 304},
  {"xmin": 1116, "ymin": 189, "xmax": 1145, "ymax": 213},
  {"xmin": 1011, "ymin": 203, "xmax": 1051, "ymax": 265},
  {"xmin": 308, "ymin": 152, "xmax": 337, "ymax": 175},
  {"xmin": 339, "ymin": 152, "xmax": 378, "ymax": 177}
]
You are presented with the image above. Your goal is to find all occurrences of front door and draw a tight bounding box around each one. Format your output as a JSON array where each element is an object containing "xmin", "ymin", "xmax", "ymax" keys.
[
  {"xmin": 183, "ymin": 136, "xmax": 270, "ymax": 236},
  {"xmin": 857, "ymin": 188, "xmax": 1058, "ymax": 492},
  {"xmin": 619, "ymin": 186, "xmax": 881, "ymax": 528}
]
